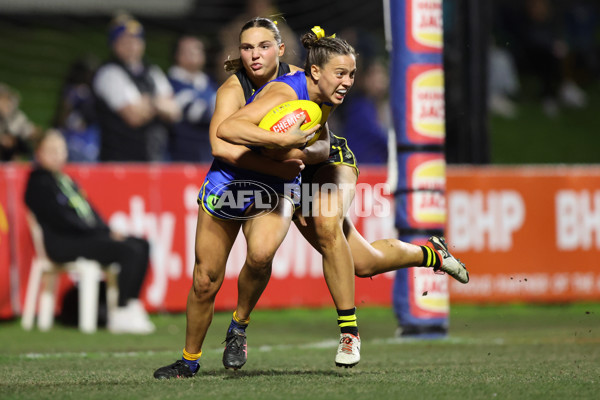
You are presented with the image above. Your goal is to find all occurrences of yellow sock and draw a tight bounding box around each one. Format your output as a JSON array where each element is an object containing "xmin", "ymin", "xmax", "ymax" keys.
[
  {"xmin": 337, "ymin": 307, "xmax": 359, "ymax": 336},
  {"xmin": 182, "ymin": 348, "xmax": 202, "ymax": 361},
  {"xmin": 233, "ymin": 310, "xmax": 250, "ymax": 325}
]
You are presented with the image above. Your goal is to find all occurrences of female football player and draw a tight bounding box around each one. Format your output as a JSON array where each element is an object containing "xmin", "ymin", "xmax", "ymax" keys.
[
  {"xmin": 154, "ymin": 19, "xmax": 332, "ymax": 380},
  {"xmin": 154, "ymin": 19, "xmax": 467, "ymax": 379},
  {"xmin": 213, "ymin": 23, "xmax": 468, "ymax": 371},
  {"xmin": 215, "ymin": 26, "xmax": 362, "ymax": 368}
]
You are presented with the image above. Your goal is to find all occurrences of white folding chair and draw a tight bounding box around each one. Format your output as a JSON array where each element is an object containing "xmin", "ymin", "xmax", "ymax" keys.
[{"xmin": 21, "ymin": 212, "xmax": 119, "ymax": 334}]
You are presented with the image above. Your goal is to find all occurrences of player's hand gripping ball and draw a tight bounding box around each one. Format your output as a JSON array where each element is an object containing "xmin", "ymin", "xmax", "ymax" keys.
[{"xmin": 259, "ymin": 100, "xmax": 322, "ymax": 147}]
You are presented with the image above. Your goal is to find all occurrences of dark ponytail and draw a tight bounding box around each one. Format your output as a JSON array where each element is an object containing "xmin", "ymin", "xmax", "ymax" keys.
[{"xmin": 301, "ymin": 26, "xmax": 356, "ymax": 75}]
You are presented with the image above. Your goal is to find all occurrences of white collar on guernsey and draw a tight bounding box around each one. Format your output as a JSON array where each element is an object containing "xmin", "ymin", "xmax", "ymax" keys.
[{"xmin": 168, "ymin": 66, "xmax": 209, "ymax": 90}]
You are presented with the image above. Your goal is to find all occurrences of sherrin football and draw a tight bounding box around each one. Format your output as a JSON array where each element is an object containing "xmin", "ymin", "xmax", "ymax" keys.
[{"xmin": 258, "ymin": 100, "xmax": 322, "ymax": 147}]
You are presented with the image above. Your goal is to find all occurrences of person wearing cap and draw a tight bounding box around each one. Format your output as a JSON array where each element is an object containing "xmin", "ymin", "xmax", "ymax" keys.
[{"xmin": 93, "ymin": 14, "xmax": 181, "ymax": 162}]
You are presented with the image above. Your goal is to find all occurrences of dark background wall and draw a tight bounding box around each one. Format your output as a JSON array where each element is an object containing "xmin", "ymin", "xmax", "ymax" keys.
[{"xmin": 1, "ymin": 0, "xmax": 598, "ymax": 164}]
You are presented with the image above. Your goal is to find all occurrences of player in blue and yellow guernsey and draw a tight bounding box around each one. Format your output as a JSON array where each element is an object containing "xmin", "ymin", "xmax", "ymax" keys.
[
  {"xmin": 154, "ymin": 18, "xmax": 329, "ymax": 380},
  {"xmin": 214, "ymin": 25, "xmax": 468, "ymax": 371},
  {"xmin": 215, "ymin": 24, "xmax": 364, "ymax": 369},
  {"xmin": 213, "ymin": 25, "xmax": 362, "ymax": 365},
  {"xmin": 198, "ymin": 71, "xmax": 329, "ymax": 220}
]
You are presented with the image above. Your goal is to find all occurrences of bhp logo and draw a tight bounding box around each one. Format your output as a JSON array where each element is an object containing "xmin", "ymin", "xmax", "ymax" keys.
[
  {"xmin": 556, "ymin": 190, "xmax": 600, "ymax": 250},
  {"xmin": 448, "ymin": 188, "xmax": 600, "ymax": 253},
  {"xmin": 448, "ymin": 190, "xmax": 525, "ymax": 252}
]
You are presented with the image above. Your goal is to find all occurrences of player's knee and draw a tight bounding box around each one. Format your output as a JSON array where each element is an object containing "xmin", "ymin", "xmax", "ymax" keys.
[
  {"xmin": 313, "ymin": 217, "xmax": 343, "ymax": 249},
  {"xmin": 354, "ymin": 262, "xmax": 375, "ymax": 278},
  {"xmin": 191, "ymin": 264, "xmax": 219, "ymax": 299},
  {"xmin": 245, "ymin": 249, "xmax": 274, "ymax": 273}
]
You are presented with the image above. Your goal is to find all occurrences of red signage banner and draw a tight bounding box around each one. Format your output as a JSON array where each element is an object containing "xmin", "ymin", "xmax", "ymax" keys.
[
  {"xmin": 2, "ymin": 164, "xmax": 396, "ymax": 316},
  {"xmin": 0, "ymin": 169, "xmax": 13, "ymax": 319},
  {"xmin": 3, "ymin": 164, "xmax": 600, "ymax": 319},
  {"xmin": 446, "ymin": 166, "xmax": 600, "ymax": 302}
]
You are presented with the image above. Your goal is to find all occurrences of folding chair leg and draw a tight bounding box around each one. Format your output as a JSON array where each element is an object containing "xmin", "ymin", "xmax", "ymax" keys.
[
  {"xmin": 38, "ymin": 271, "xmax": 58, "ymax": 331},
  {"xmin": 21, "ymin": 259, "xmax": 44, "ymax": 331},
  {"xmin": 105, "ymin": 266, "xmax": 119, "ymax": 316},
  {"xmin": 78, "ymin": 260, "xmax": 101, "ymax": 334}
]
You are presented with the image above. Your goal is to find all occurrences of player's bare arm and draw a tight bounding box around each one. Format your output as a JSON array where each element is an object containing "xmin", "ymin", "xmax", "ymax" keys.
[
  {"xmin": 262, "ymin": 122, "xmax": 330, "ymax": 164},
  {"xmin": 210, "ymin": 76, "xmax": 304, "ymax": 179},
  {"xmin": 217, "ymin": 82, "xmax": 320, "ymax": 149}
]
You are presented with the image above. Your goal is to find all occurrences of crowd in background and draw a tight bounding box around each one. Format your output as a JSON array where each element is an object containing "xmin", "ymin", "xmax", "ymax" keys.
[
  {"xmin": 0, "ymin": 0, "xmax": 599, "ymax": 163},
  {"xmin": 489, "ymin": 0, "xmax": 599, "ymax": 118}
]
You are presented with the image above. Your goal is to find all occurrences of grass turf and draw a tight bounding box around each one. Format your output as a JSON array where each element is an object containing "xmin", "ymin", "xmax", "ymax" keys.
[
  {"xmin": 489, "ymin": 82, "xmax": 600, "ymax": 164},
  {"xmin": 0, "ymin": 304, "xmax": 599, "ymax": 399}
]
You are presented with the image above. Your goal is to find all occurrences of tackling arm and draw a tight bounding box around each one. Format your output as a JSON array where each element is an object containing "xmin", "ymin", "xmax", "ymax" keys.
[
  {"xmin": 216, "ymin": 83, "xmax": 319, "ymax": 149},
  {"xmin": 210, "ymin": 78, "xmax": 304, "ymax": 180}
]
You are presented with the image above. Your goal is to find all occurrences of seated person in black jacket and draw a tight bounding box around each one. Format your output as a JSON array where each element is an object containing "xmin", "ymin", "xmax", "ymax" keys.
[{"xmin": 24, "ymin": 129, "xmax": 155, "ymax": 334}]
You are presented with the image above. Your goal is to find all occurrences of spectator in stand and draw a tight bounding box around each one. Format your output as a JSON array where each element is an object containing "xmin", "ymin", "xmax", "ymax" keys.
[
  {"xmin": 0, "ymin": 83, "xmax": 37, "ymax": 162},
  {"xmin": 519, "ymin": 0, "xmax": 587, "ymax": 116},
  {"xmin": 93, "ymin": 13, "xmax": 181, "ymax": 162},
  {"xmin": 24, "ymin": 130, "xmax": 155, "ymax": 334},
  {"xmin": 53, "ymin": 56, "xmax": 101, "ymax": 162},
  {"xmin": 341, "ymin": 59, "xmax": 390, "ymax": 164},
  {"xmin": 563, "ymin": 0, "xmax": 599, "ymax": 85},
  {"xmin": 488, "ymin": 39, "xmax": 520, "ymax": 118},
  {"xmin": 167, "ymin": 35, "xmax": 217, "ymax": 163}
]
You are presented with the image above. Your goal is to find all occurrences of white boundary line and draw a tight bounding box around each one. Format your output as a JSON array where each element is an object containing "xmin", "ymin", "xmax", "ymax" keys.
[{"xmin": 18, "ymin": 336, "xmax": 504, "ymax": 360}]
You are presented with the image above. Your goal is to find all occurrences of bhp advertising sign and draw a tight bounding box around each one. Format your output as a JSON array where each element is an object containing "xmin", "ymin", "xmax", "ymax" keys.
[
  {"xmin": 2, "ymin": 164, "xmax": 600, "ymax": 319},
  {"xmin": 447, "ymin": 166, "xmax": 600, "ymax": 302}
]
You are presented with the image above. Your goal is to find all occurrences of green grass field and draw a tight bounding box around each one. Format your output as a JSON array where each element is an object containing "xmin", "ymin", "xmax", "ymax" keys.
[
  {"xmin": 1, "ymin": 304, "xmax": 599, "ymax": 400},
  {"xmin": 489, "ymin": 82, "xmax": 600, "ymax": 164}
]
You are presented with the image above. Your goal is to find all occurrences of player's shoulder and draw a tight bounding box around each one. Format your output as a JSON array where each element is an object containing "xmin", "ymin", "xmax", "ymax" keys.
[
  {"xmin": 217, "ymin": 75, "xmax": 243, "ymax": 96},
  {"xmin": 279, "ymin": 69, "xmax": 305, "ymax": 83},
  {"xmin": 289, "ymin": 65, "xmax": 303, "ymax": 74},
  {"xmin": 256, "ymin": 80, "xmax": 297, "ymax": 103},
  {"xmin": 215, "ymin": 75, "xmax": 245, "ymax": 107}
]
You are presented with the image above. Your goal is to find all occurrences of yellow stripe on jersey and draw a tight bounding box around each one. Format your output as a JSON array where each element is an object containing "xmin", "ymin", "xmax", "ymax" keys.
[{"xmin": 320, "ymin": 103, "xmax": 333, "ymax": 126}]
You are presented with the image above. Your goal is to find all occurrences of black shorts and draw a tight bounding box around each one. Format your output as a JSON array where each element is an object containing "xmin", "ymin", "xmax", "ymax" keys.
[{"xmin": 302, "ymin": 134, "xmax": 359, "ymax": 184}]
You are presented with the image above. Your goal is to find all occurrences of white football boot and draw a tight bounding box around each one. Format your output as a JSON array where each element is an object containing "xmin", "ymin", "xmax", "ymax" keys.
[
  {"xmin": 427, "ymin": 236, "xmax": 469, "ymax": 284},
  {"xmin": 335, "ymin": 333, "xmax": 360, "ymax": 368}
]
